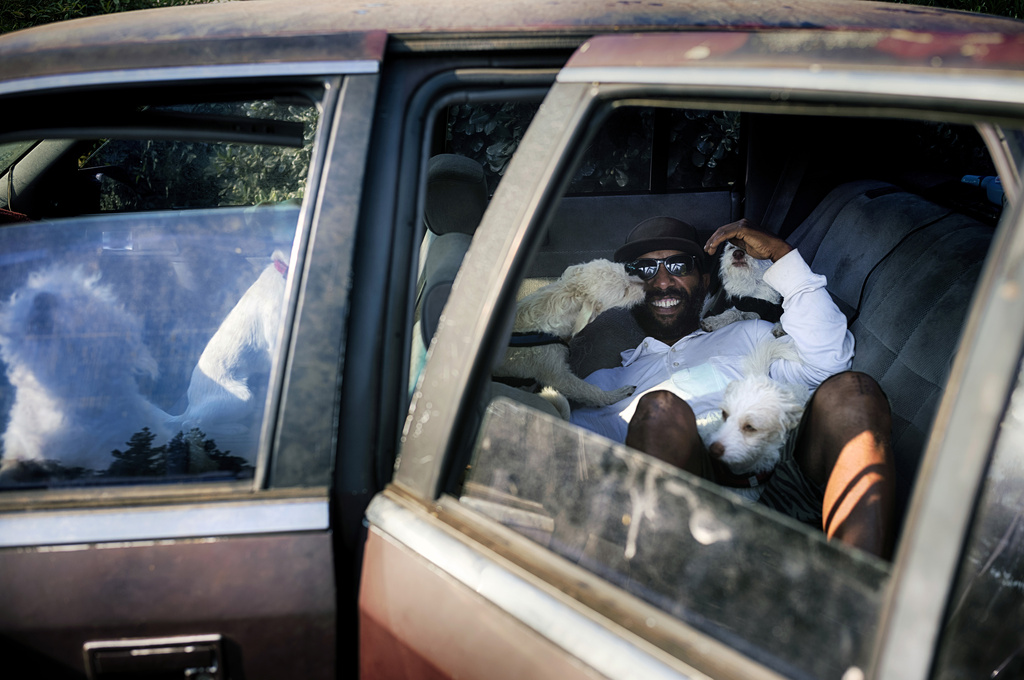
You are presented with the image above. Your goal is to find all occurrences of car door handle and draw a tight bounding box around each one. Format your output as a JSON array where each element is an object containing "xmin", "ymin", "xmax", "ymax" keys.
[{"xmin": 84, "ymin": 634, "xmax": 225, "ymax": 679}]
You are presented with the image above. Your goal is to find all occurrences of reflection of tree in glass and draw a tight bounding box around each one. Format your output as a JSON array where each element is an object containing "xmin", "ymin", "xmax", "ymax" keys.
[
  {"xmin": 0, "ymin": 428, "xmax": 252, "ymax": 486},
  {"xmin": 83, "ymin": 101, "xmax": 319, "ymax": 211},
  {"xmin": 445, "ymin": 102, "xmax": 541, "ymax": 194},
  {"xmin": 570, "ymin": 108, "xmax": 654, "ymax": 193},
  {"xmin": 107, "ymin": 427, "xmax": 252, "ymax": 477},
  {"xmin": 666, "ymin": 110, "xmax": 741, "ymax": 190}
]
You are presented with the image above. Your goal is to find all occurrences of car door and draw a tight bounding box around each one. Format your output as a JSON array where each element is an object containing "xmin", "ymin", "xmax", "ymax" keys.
[
  {"xmin": 0, "ymin": 32, "xmax": 385, "ymax": 680},
  {"xmin": 361, "ymin": 30, "xmax": 1024, "ymax": 680}
]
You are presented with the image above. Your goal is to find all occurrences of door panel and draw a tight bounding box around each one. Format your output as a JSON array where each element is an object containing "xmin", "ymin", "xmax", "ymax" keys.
[
  {"xmin": 0, "ymin": 60, "xmax": 382, "ymax": 678},
  {"xmin": 2, "ymin": 531, "xmax": 335, "ymax": 679}
]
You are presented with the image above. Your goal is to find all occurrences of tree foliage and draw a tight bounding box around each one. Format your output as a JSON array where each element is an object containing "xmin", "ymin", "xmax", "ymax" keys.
[{"xmin": 0, "ymin": 0, "xmax": 221, "ymax": 34}]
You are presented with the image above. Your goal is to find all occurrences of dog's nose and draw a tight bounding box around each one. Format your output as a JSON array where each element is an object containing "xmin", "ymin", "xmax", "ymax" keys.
[
  {"xmin": 708, "ymin": 441, "xmax": 725, "ymax": 458},
  {"xmin": 731, "ymin": 248, "xmax": 746, "ymax": 261}
]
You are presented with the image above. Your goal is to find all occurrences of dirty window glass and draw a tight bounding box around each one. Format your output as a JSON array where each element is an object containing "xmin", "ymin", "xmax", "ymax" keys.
[
  {"xmin": 933, "ymin": 358, "xmax": 1024, "ymax": 679},
  {"xmin": 0, "ymin": 93, "xmax": 319, "ymax": 490},
  {"xmin": 461, "ymin": 398, "xmax": 889, "ymax": 680}
]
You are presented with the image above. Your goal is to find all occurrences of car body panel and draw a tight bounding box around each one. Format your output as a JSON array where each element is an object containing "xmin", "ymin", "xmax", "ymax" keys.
[
  {"xmin": 2, "ymin": 0, "xmax": 1023, "ymax": 85},
  {"xmin": 2, "ymin": 530, "xmax": 335, "ymax": 679}
]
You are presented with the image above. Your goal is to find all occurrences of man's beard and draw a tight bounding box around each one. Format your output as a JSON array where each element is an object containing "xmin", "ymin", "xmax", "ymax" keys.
[{"xmin": 631, "ymin": 280, "xmax": 707, "ymax": 344}]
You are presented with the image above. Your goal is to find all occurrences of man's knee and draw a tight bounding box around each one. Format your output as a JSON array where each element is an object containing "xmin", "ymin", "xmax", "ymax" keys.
[
  {"xmin": 813, "ymin": 371, "xmax": 891, "ymax": 427},
  {"xmin": 633, "ymin": 390, "xmax": 696, "ymax": 427}
]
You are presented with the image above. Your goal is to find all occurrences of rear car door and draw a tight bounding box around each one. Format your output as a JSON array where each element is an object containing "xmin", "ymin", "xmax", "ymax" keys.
[
  {"xmin": 362, "ymin": 30, "xmax": 1024, "ymax": 680},
  {"xmin": 0, "ymin": 29, "xmax": 384, "ymax": 680}
]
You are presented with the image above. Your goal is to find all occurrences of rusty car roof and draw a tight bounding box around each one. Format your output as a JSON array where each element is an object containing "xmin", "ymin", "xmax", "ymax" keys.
[{"xmin": 2, "ymin": 0, "xmax": 1024, "ymax": 85}]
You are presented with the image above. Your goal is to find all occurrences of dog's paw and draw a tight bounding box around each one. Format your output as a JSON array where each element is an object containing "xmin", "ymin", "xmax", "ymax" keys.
[
  {"xmin": 600, "ymin": 384, "xmax": 636, "ymax": 405},
  {"xmin": 771, "ymin": 322, "xmax": 787, "ymax": 338}
]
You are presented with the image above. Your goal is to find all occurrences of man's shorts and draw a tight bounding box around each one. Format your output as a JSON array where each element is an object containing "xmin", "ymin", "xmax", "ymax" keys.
[{"xmin": 753, "ymin": 409, "xmax": 825, "ymax": 528}]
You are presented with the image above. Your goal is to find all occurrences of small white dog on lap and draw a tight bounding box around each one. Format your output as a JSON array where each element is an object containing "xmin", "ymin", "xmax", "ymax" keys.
[{"xmin": 700, "ymin": 338, "xmax": 809, "ymax": 501}]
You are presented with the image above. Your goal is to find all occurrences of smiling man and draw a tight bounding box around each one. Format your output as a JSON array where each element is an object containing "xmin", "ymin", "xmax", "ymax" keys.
[{"xmin": 570, "ymin": 216, "xmax": 896, "ymax": 558}]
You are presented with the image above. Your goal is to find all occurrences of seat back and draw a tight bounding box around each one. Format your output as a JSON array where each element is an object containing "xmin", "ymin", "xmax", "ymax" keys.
[{"xmin": 417, "ymin": 154, "xmax": 489, "ymax": 346}]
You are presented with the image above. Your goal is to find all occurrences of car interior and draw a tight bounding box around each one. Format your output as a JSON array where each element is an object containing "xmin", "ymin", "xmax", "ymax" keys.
[{"xmin": 417, "ymin": 99, "xmax": 1002, "ymax": 524}]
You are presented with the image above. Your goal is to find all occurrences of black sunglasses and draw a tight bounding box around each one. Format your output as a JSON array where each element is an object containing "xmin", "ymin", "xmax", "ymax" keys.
[{"xmin": 624, "ymin": 254, "xmax": 699, "ymax": 281}]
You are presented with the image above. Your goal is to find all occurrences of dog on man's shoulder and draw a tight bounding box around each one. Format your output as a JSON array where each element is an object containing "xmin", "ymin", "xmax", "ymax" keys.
[
  {"xmin": 493, "ymin": 258, "xmax": 646, "ymax": 420},
  {"xmin": 702, "ymin": 242, "xmax": 784, "ymax": 337}
]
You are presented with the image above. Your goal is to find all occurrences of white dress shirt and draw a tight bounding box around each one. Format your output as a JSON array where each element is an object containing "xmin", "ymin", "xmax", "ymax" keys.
[{"xmin": 570, "ymin": 249, "xmax": 854, "ymax": 443}]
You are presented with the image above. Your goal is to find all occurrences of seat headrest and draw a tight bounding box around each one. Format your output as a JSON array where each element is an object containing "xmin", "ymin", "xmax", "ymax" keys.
[{"xmin": 425, "ymin": 154, "xmax": 489, "ymax": 236}]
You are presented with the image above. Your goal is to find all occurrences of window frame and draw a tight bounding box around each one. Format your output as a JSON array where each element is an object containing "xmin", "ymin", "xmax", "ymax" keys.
[{"xmin": 0, "ymin": 64, "xmax": 378, "ymax": 542}]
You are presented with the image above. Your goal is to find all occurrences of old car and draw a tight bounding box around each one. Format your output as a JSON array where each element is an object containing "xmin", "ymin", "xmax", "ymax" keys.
[{"xmin": 1, "ymin": 1, "xmax": 1024, "ymax": 678}]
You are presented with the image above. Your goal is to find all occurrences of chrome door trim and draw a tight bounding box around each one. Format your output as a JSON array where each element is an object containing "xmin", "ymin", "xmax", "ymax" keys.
[
  {"xmin": 0, "ymin": 61, "xmax": 379, "ymax": 97},
  {"xmin": 0, "ymin": 497, "xmax": 328, "ymax": 548},
  {"xmin": 558, "ymin": 66, "xmax": 1024, "ymax": 110}
]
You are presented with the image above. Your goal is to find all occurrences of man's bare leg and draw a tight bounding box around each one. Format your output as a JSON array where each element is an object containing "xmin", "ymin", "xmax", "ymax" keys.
[
  {"xmin": 625, "ymin": 390, "xmax": 712, "ymax": 479},
  {"xmin": 796, "ymin": 371, "xmax": 895, "ymax": 558}
]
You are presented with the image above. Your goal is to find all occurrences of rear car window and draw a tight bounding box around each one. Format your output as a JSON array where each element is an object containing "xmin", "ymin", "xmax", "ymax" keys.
[{"xmin": 0, "ymin": 91, "xmax": 320, "ymax": 490}]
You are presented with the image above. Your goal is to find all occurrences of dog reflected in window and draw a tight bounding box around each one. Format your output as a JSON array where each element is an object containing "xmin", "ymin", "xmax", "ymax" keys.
[
  {"xmin": 0, "ymin": 265, "xmax": 173, "ymax": 475},
  {"xmin": 176, "ymin": 250, "xmax": 290, "ymax": 459}
]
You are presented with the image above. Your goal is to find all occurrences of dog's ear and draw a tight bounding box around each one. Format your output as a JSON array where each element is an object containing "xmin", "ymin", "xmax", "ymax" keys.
[{"xmin": 571, "ymin": 300, "xmax": 597, "ymax": 337}]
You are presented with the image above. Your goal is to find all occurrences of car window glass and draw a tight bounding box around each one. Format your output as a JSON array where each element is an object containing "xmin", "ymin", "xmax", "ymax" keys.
[
  {"xmin": 933, "ymin": 355, "xmax": 1024, "ymax": 679},
  {"xmin": 0, "ymin": 91, "xmax": 320, "ymax": 491},
  {"xmin": 462, "ymin": 397, "xmax": 889, "ymax": 680}
]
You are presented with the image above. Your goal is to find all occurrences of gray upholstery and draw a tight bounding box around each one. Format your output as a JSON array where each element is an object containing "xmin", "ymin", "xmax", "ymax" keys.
[
  {"xmin": 420, "ymin": 232, "xmax": 473, "ymax": 345},
  {"xmin": 417, "ymin": 154, "xmax": 561, "ymax": 419},
  {"xmin": 424, "ymin": 154, "xmax": 489, "ymax": 236},
  {"xmin": 419, "ymin": 154, "xmax": 489, "ymax": 346}
]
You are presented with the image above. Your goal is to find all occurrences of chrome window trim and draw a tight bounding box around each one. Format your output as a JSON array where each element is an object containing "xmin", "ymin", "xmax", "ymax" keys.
[
  {"xmin": 0, "ymin": 60, "xmax": 379, "ymax": 97},
  {"xmin": 367, "ymin": 492, "xmax": 702, "ymax": 680},
  {"xmin": 558, "ymin": 67, "xmax": 1024, "ymax": 109},
  {"xmin": 0, "ymin": 497, "xmax": 328, "ymax": 548}
]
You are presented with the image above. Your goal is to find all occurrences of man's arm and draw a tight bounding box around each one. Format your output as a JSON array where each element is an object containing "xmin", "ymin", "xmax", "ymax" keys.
[{"xmin": 706, "ymin": 219, "xmax": 853, "ymax": 387}]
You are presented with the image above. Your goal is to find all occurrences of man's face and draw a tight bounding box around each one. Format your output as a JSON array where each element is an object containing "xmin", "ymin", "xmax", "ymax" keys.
[{"xmin": 630, "ymin": 248, "xmax": 708, "ymax": 344}]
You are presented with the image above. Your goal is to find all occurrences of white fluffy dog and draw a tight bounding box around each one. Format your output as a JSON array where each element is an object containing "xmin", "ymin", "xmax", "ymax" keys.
[
  {"xmin": 702, "ymin": 242, "xmax": 784, "ymax": 336},
  {"xmin": 176, "ymin": 250, "xmax": 289, "ymax": 461},
  {"xmin": 703, "ymin": 338, "xmax": 808, "ymax": 501},
  {"xmin": 0, "ymin": 266, "xmax": 172, "ymax": 472},
  {"xmin": 493, "ymin": 258, "xmax": 646, "ymax": 419}
]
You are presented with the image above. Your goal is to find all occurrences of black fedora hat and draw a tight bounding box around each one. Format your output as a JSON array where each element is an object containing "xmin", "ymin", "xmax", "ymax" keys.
[{"xmin": 614, "ymin": 216, "xmax": 705, "ymax": 267}]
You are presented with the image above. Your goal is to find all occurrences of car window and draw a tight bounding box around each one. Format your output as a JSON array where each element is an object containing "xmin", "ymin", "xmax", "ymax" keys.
[
  {"xmin": 435, "ymin": 98, "xmax": 1006, "ymax": 678},
  {"xmin": 0, "ymin": 88, "xmax": 321, "ymax": 491},
  {"xmin": 932, "ymin": 355, "xmax": 1024, "ymax": 679}
]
